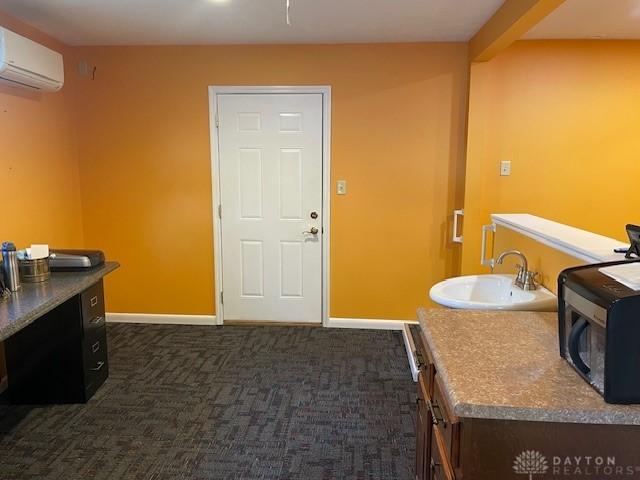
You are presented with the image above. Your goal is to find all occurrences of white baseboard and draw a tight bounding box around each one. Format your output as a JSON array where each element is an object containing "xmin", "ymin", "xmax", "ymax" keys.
[
  {"xmin": 106, "ymin": 313, "xmax": 416, "ymax": 381},
  {"xmin": 326, "ymin": 317, "xmax": 417, "ymax": 330},
  {"xmin": 403, "ymin": 324, "xmax": 419, "ymax": 382},
  {"xmin": 106, "ymin": 312, "xmax": 218, "ymax": 326},
  {"xmin": 326, "ymin": 317, "xmax": 418, "ymax": 382}
]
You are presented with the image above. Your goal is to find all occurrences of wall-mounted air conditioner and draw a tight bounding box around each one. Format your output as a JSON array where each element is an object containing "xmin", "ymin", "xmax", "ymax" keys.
[{"xmin": 0, "ymin": 27, "xmax": 64, "ymax": 92}]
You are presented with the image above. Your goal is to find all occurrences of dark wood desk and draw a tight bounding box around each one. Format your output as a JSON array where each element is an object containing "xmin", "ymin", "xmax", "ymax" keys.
[{"xmin": 0, "ymin": 262, "xmax": 119, "ymax": 404}]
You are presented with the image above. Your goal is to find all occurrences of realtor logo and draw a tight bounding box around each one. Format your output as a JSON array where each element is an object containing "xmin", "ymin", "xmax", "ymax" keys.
[{"xmin": 513, "ymin": 450, "xmax": 549, "ymax": 479}]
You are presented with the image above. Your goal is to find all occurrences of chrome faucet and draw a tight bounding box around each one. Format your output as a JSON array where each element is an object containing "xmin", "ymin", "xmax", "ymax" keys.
[{"xmin": 495, "ymin": 250, "xmax": 539, "ymax": 291}]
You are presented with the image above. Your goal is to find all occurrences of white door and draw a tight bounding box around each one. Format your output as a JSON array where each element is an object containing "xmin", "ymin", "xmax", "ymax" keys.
[{"xmin": 217, "ymin": 93, "xmax": 323, "ymax": 323}]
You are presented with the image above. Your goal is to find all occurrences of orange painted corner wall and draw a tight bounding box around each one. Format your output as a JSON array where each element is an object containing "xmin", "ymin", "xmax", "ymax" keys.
[
  {"xmin": 0, "ymin": 11, "xmax": 85, "ymax": 248},
  {"xmin": 71, "ymin": 43, "xmax": 470, "ymax": 319},
  {"xmin": 462, "ymin": 40, "xmax": 640, "ymax": 280},
  {"xmin": 0, "ymin": 10, "xmax": 85, "ymax": 385}
]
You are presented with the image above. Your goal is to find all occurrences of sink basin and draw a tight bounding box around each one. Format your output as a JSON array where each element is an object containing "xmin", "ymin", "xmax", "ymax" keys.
[{"xmin": 429, "ymin": 274, "xmax": 557, "ymax": 311}]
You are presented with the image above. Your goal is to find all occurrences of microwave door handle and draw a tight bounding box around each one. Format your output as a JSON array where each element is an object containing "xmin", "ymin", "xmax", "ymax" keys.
[{"xmin": 568, "ymin": 317, "xmax": 591, "ymax": 375}]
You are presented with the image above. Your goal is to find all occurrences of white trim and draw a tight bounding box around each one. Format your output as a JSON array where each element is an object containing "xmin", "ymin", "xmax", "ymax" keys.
[
  {"xmin": 107, "ymin": 312, "xmax": 417, "ymax": 381},
  {"xmin": 327, "ymin": 317, "xmax": 419, "ymax": 382},
  {"xmin": 326, "ymin": 317, "xmax": 417, "ymax": 330},
  {"xmin": 106, "ymin": 313, "xmax": 218, "ymax": 326},
  {"xmin": 402, "ymin": 324, "xmax": 419, "ymax": 382},
  {"xmin": 208, "ymin": 86, "xmax": 332, "ymax": 327},
  {"xmin": 491, "ymin": 213, "xmax": 628, "ymax": 264}
]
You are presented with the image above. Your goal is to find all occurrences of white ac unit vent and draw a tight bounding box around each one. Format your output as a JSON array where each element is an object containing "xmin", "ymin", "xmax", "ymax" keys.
[{"xmin": 0, "ymin": 27, "xmax": 64, "ymax": 92}]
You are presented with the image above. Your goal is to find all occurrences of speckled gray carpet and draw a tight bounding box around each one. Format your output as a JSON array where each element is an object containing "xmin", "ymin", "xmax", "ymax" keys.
[{"xmin": 0, "ymin": 324, "xmax": 415, "ymax": 480}]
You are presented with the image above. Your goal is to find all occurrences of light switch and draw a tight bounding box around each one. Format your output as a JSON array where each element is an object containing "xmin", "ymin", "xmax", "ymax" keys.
[
  {"xmin": 500, "ymin": 160, "xmax": 511, "ymax": 176},
  {"xmin": 336, "ymin": 180, "xmax": 347, "ymax": 195}
]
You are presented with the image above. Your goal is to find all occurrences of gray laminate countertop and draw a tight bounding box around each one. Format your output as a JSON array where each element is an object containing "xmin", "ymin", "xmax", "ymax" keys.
[
  {"xmin": 0, "ymin": 262, "xmax": 119, "ymax": 342},
  {"xmin": 418, "ymin": 307, "xmax": 640, "ymax": 425}
]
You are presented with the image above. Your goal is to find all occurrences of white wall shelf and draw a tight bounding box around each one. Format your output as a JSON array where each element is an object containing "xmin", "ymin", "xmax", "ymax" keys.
[{"xmin": 491, "ymin": 214, "xmax": 629, "ymax": 264}]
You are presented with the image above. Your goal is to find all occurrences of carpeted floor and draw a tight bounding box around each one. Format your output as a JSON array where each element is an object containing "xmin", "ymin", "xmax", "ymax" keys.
[{"xmin": 0, "ymin": 324, "xmax": 415, "ymax": 480}]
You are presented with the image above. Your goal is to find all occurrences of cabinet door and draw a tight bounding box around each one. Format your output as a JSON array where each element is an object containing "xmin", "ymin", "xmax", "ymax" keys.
[
  {"xmin": 429, "ymin": 427, "xmax": 455, "ymax": 480},
  {"xmin": 416, "ymin": 373, "xmax": 434, "ymax": 480},
  {"xmin": 416, "ymin": 397, "xmax": 427, "ymax": 479}
]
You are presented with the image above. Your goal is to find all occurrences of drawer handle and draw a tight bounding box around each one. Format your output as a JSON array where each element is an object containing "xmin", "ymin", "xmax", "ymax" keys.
[
  {"xmin": 428, "ymin": 398, "xmax": 446, "ymax": 427},
  {"xmin": 90, "ymin": 315, "xmax": 105, "ymax": 325},
  {"xmin": 90, "ymin": 361, "xmax": 105, "ymax": 371},
  {"xmin": 92, "ymin": 341, "xmax": 100, "ymax": 353},
  {"xmin": 414, "ymin": 349, "xmax": 425, "ymax": 369},
  {"xmin": 430, "ymin": 458, "xmax": 440, "ymax": 472},
  {"xmin": 90, "ymin": 295, "xmax": 99, "ymax": 307}
]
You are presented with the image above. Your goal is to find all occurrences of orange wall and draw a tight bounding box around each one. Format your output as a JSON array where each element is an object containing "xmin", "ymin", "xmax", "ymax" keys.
[
  {"xmin": 71, "ymin": 43, "xmax": 469, "ymax": 319},
  {"xmin": 0, "ymin": 12, "xmax": 84, "ymax": 248},
  {"xmin": 462, "ymin": 40, "xmax": 640, "ymax": 285},
  {"xmin": 0, "ymin": 12, "xmax": 84, "ymax": 387}
]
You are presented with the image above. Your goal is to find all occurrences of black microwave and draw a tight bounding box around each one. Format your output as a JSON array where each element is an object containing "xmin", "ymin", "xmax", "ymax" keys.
[{"xmin": 558, "ymin": 261, "xmax": 640, "ymax": 404}]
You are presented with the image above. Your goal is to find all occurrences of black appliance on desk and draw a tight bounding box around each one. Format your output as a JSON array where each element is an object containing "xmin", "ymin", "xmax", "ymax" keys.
[
  {"xmin": 558, "ymin": 261, "xmax": 640, "ymax": 404},
  {"xmin": 49, "ymin": 249, "xmax": 105, "ymax": 271}
]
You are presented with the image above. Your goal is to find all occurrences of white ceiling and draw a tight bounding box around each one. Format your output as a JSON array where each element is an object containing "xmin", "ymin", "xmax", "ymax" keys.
[
  {"xmin": 524, "ymin": 0, "xmax": 640, "ymax": 39},
  {"xmin": 0, "ymin": 0, "xmax": 505, "ymax": 46}
]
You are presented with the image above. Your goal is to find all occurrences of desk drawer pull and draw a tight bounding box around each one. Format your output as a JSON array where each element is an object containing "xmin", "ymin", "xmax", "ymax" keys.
[
  {"xmin": 90, "ymin": 295, "xmax": 99, "ymax": 307},
  {"xmin": 90, "ymin": 361, "xmax": 105, "ymax": 371},
  {"xmin": 90, "ymin": 315, "xmax": 105, "ymax": 325},
  {"xmin": 92, "ymin": 341, "xmax": 100, "ymax": 353}
]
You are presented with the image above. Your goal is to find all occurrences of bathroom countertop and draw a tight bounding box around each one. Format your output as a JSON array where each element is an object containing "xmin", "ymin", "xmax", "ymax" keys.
[
  {"xmin": 417, "ymin": 307, "xmax": 640, "ymax": 425},
  {"xmin": 0, "ymin": 262, "xmax": 119, "ymax": 342}
]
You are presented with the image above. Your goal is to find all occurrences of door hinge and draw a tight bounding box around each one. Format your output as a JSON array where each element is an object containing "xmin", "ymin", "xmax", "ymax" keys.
[
  {"xmin": 220, "ymin": 291, "xmax": 224, "ymax": 305},
  {"xmin": 215, "ymin": 113, "xmax": 220, "ymax": 128},
  {"xmin": 218, "ymin": 205, "xmax": 222, "ymax": 219}
]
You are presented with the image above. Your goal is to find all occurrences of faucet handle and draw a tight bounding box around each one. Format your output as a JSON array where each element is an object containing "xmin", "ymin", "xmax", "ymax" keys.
[{"xmin": 523, "ymin": 271, "xmax": 539, "ymax": 291}]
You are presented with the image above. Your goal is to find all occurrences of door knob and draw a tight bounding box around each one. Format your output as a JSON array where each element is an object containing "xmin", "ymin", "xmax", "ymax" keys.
[{"xmin": 303, "ymin": 227, "xmax": 319, "ymax": 235}]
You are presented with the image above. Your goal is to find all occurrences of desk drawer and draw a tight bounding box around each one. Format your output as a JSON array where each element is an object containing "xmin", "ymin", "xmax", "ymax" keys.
[
  {"xmin": 81, "ymin": 281, "xmax": 105, "ymax": 333},
  {"xmin": 82, "ymin": 326, "xmax": 108, "ymax": 390}
]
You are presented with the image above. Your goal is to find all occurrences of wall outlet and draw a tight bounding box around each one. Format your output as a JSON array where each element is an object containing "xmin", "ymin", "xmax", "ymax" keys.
[
  {"xmin": 336, "ymin": 180, "xmax": 347, "ymax": 195},
  {"xmin": 500, "ymin": 160, "xmax": 511, "ymax": 176}
]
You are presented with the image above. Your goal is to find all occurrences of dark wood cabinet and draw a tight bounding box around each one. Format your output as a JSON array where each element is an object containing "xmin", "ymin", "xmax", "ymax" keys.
[
  {"xmin": 416, "ymin": 374, "xmax": 432, "ymax": 480},
  {"xmin": 412, "ymin": 337, "xmax": 458, "ymax": 480},
  {"xmin": 410, "ymin": 325, "xmax": 640, "ymax": 480},
  {"xmin": 4, "ymin": 280, "xmax": 109, "ymax": 404}
]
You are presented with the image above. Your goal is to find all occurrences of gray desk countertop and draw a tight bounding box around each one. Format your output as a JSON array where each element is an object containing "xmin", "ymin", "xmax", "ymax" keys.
[
  {"xmin": 418, "ymin": 307, "xmax": 640, "ymax": 425},
  {"xmin": 0, "ymin": 262, "xmax": 119, "ymax": 342}
]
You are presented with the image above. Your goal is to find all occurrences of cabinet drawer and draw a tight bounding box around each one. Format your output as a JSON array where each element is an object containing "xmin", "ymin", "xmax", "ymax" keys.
[
  {"xmin": 430, "ymin": 426, "xmax": 455, "ymax": 480},
  {"xmin": 410, "ymin": 324, "xmax": 436, "ymax": 396},
  {"xmin": 432, "ymin": 375, "xmax": 461, "ymax": 469},
  {"xmin": 84, "ymin": 310, "xmax": 106, "ymax": 339},
  {"xmin": 82, "ymin": 326, "xmax": 108, "ymax": 389},
  {"xmin": 81, "ymin": 281, "xmax": 105, "ymax": 334}
]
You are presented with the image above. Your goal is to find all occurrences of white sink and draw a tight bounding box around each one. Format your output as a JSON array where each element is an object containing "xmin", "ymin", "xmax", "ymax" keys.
[{"xmin": 429, "ymin": 274, "xmax": 557, "ymax": 311}]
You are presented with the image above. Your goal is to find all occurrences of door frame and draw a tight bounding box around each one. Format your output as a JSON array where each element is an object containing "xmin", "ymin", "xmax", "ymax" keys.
[{"xmin": 208, "ymin": 86, "xmax": 332, "ymax": 326}]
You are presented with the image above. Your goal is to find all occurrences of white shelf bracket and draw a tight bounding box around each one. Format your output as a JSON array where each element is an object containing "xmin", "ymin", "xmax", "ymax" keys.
[
  {"xmin": 481, "ymin": 223, "xmax": 496, "ymax": 268},
  {"xmin": 453, "ymin": 209, "xmax": 464, "ymax": 243}
]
